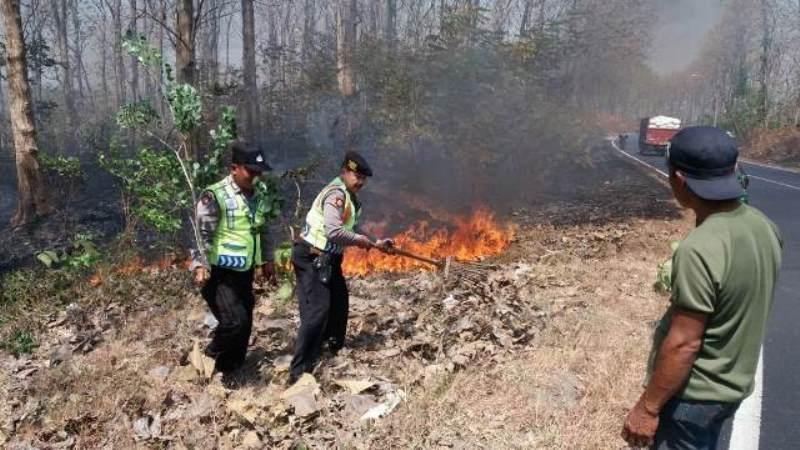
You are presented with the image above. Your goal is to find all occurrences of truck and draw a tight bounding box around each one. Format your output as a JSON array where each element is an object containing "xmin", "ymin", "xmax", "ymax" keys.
[{"xmin": 639, "ymin": 115, "xmax": 681, "ymax": 155}]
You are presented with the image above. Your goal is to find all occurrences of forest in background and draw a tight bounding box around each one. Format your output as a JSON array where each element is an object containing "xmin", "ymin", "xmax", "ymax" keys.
[{"xmin": 0, "ymin": 0, "xmax": 799, "ymax": 258}]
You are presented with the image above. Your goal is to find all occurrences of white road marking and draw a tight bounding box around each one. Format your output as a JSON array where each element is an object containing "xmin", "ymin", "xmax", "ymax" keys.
[
  {"xmin": 607, "ymin": 139, "xmax": 668, "ymax": 178},
  {"xmin": 609, "ymin": 139, "xmax": 800, "ymax": 192},
  {"xmin": 609, "ymin": 138, "xmax": 765, "ymax": 450},
  {"xmin": 747, "ymin": 175, "xmax": 800, "ymax": 192},
  {"xmin": 740, "ymin": 158, "xmax": 800, "ymax": 174},
  {"xmin": 730, "ymin": 349, "xmax": 764, "ymax": 450}
]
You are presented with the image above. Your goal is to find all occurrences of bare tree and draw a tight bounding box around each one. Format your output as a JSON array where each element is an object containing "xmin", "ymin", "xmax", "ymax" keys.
[
  {"xmin": 302, "ymin": 0, "xmax": 316, "ymax": 63},
  {"xmin": 758, "ymin": 0, "xmax": 773, "ymax": 127},
  {"xmin": 336, "ymin": 0, "xmax": 357, "ymax": 97},
  {"xmin": 176, "ymin": 0, "xmax": 195, "ymax": 85},
  {"xmin": 51, "ymin": 0, "xmax": 79, "ymax": 137},
  {"xmin": 520, "ymin": 0, "xmax": 532, "ymax": 35},
  {"xmin": 200, "ymin": 0, "xmax": 221, "ymax": 86},
  {"xmin": 0, "ymin": 73, "xmax": 6, "ymax": 155},
  {"xmin": 107, "ymin": 0, "xmax": 127, "ymax": 107},
  {"xmin": 385, "ymin": 0, "xmax": 396, "ymax": 48},
  {"xmin": 242, "ymin": 0, "xmax": 260, "ymax": 141},
  {"xmin": 129, "ymin": 0, "xmax": 140, "ymax": 101},
  {"xmin": 1, "ymin": 0, "xmax": 51, "ymax": 227}
]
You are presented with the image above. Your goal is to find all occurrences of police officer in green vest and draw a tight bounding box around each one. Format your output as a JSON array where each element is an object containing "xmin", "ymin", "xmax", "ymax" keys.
[
  {"xmin": 289, "ymin": 151, "xmax": 393, "ymax": 384},
  {"xmin": 191, "ymin": 141, "xmax": 276, "ymax": 374}
]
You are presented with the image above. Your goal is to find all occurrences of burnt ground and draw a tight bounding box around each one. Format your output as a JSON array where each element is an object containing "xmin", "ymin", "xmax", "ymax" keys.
[
  {"xmin": 0, "ymin": 141, "xmax": 689, "ymax": 449},
  {"xmin": 0, "ymin": 161, "xmax": 123, "ymax": 277}
]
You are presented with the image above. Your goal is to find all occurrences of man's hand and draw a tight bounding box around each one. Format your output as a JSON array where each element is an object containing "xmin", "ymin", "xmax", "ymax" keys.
[
  {"xmin": 621, "ymin": 399, "xmax": 659, "ymax": 448},
  {"xmin": 194, "ymin": 266, "xmax": 210, "ymax": 285},
  {"xmin": 375, "ymin": 238, "xmax": 395, "ymax": 254},
  {"xmin": 258, "ymin": 262, "xmax": 278, "ymax": 286}
]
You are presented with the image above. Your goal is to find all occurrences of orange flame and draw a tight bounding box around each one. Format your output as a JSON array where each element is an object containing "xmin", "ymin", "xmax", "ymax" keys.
[{"xmin": 343, "ymin": 207, "xmax": 513, "ymax": 276}]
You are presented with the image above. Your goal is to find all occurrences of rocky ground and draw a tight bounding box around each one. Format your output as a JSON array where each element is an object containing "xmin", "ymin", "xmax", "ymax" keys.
[{"xmin": 0, "ymin": 142, "xmax": 692, "ymax": 449}]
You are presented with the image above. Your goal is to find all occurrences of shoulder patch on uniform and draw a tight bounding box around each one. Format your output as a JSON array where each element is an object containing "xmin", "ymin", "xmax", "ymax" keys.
[
  {"xmin": 200, "ymin": 192, "xmax": 214, "ymax": 205},
  {"xmin": 334, "ymin": 197, "xmax": 344, "ymax": 208}
]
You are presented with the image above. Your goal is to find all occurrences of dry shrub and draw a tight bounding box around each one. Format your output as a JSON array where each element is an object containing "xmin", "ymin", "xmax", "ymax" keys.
[{"xmin": 742, "ymin": 127, "xmax": 800, "ymax": 167}]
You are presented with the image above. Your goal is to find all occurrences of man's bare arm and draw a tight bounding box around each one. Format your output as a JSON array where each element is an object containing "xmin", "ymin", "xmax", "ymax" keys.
[{"xmin": 640, "ymin": 308, "xmax": 708, "ymax": 413}]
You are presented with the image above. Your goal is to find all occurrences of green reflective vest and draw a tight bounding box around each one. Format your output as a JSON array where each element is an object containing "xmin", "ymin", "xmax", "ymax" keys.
[
  {"xmin": 207, "ymin": 176, "xmax": 268, "ymax": 271},
  {"xmin": 301, "ymin": 177, "xmax": 360, "ymax": 254}
]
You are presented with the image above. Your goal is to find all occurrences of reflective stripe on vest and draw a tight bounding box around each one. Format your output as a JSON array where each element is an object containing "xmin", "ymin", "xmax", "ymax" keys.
[
  {"xmin": 207, "ymin": 176, "xmax": 266, "ymax": 271},
  {"xmin": 301, "ymin": 177, "xmax": 360, "ymax": 254}
]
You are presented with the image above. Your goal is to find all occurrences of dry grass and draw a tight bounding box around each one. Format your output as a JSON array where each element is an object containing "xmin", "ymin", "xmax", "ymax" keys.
[
  {"xmin": 742, "ymin": 127, "xmax": 800, "ymax": 168},
  {"xmin": 2, "ymin": 212, "xmax": 694, "ymax": 449},
  {"xmin": 361, "ymin": 216, "xmax": 691, "ymax": 449}
]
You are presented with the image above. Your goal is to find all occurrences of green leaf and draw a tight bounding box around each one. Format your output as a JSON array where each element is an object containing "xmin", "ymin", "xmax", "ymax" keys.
[
  {"xmin": 36, "ymin": 250, "xmax": 61, "ymax": 268},
  {"xmin": 277, "ymin": 281, "xmax": 295, "ymax": 301}
]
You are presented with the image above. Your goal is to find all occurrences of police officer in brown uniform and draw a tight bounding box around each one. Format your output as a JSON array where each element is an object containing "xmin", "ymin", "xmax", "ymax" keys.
[{"xmin": 289, "ymin": 152, "xmax": 393, "ymax": 383}]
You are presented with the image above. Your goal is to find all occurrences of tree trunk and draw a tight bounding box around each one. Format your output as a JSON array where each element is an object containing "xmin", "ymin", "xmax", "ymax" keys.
[
  {"xmin": 129, "ymin": 0, "xmax": 140, "ymax": 101},
  {"xmin": 282, "ymin": 1, "xmax": 294, "ymax": 86},
  {"xmin": 1, "ymin": 0, "xmax": 51, "ymax": 227},
  {"xmin": 536, "ymin": 0, "xmax": 547, "ymax": 33},
  {"xmin": 520, "ymin": 0, "xmax": 532, "ymax": 36},
  {"xmin": 70, "ymin": 0, "xmax": 86, "ymax": 100},
  {"xmin": 267, "ymin": 4, "xmax": 279, "ymax": 87},
  {"xmin": 336, "ymin": 0, "xmax": 357, "ymax": 98},
  {"xmin": 302, "ymin": 0, "xmax": 315, "ymax": 63},
  {"xmin": 201, "ymin": 0, "xmax": 220, "ymax": 86},
  {"xmin": 225, "ymin": 12, "xmax": 233, "ymax": 79},
  {"xmin": 759, "ymin": 0, "xmax": 770, "ymax": 127},
  {"xmin": 52, "ymin": 0, "xmax": 78, "ymax": 139},
  {"xmin": 0, "ymin": 74, "xmax": 6, "ymax": 155},
  {"xmin": 158, "ymin": 0, "xmax": 166, "ymax": 115},
  {"xmin": 31, "ymin": 4, "xmax": 43, "ymax": 102},
  {"xmin": 336, "ymin": 0, "xmax": 359, "ymax": 152},
  {"xmin": 112, "ymin": 0, "xmax": 127, "ymax": 107},
  {"xmin": 242, "ymin": 0, "xmax": 260, "ymax": 141},
  {"xmin": 100, "ymin": 19, "xmax": 110, "ymax": 109},
  {"xmin": 176, "ymin": 0, "xmax": 196, "ymax": 86},
  {"xmin": 385, "ymin": 0, "xmax": 396, "ymax": 48},
  {"xmin": 142, "ymin": 0, "xmax": 155, "ymax": 104}
]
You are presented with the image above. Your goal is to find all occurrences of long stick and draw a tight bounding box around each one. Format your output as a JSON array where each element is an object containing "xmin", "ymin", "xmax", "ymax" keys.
[{"xmin": 389, "ymin": 247, "xmax": 443, "ymax": 268}]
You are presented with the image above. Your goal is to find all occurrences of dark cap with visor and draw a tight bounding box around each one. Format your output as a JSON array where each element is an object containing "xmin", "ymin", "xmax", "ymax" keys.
[
  {"xmin": 231, "ymin": 142, "xmax": 271, "ymax": 172},
  {"xmin": 342, "ymin": 151, "xmax": 373, "ymax": 177},
  {"xmin": 667, "ymin": 126, "xmax": 742, "ymax": 201}
]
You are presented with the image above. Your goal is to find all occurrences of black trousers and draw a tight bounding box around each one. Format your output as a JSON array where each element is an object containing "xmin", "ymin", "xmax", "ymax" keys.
[
  {"xmin": 201, "ymin": 266, "xmax": 255, "ymax": 373},
  {"xmin": 290, "ymin": 242, "xmax": 349, "ymax": 378}
]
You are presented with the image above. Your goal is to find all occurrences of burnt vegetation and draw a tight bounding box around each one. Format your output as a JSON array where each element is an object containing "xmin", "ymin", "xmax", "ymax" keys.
[{"xmin": 0, "ymin": 0, "xmax": 797, "ymax": 448}]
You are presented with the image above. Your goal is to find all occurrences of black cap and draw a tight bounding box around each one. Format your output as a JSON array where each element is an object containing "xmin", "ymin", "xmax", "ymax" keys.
[
  {"xmin": 667, "ymin": 126, "xmax": 742, "ymax": 201},
  {"xmin": 342, "ymin": 151, "xmax": 373, "ymax": 177},
  {"xmin": 231, "ymin": 142, "xmax": 271, "ymax": 172}
]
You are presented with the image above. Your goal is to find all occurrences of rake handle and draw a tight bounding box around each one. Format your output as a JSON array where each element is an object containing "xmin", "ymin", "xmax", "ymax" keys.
[{"xmin": 387, "ymin": 247, "xmax": 444, "ymax": 268}]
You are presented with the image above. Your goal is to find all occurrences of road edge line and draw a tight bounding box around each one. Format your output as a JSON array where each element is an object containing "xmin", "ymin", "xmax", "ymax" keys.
[
  {"xmin": 729, "ymin": 349, "xmax": 764, "ymax": 450},
  {"xmin": 747, "ymin": 175, "xmax": 800, "ymax": 192},
  {"xmin": 607, "ymin": 139, "xmax": 668, "ymax": 178},
  {"xmin": 740, "ymin": 158, "xmax": 800, "ymax": 174}
]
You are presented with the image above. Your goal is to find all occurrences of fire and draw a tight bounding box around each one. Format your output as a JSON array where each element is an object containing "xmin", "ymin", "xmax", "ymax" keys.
[
  {"xmin": 88, "ymin": 253, "xmax": 192, "ymax": 287},
  {"xmin": 343, "ymin": 207, "xmax": 514, "ymax": 276}
]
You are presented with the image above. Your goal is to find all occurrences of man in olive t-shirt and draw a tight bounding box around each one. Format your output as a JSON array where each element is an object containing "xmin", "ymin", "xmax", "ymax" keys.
[{"xmin": 622, "ymin": 127, "xmax": 783, "ymax": 450}]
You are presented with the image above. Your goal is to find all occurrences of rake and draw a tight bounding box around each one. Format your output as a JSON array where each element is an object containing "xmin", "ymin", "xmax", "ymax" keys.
[{"xmin": 387, "ymin": 246, "xmax": 496, "ymax": 285}]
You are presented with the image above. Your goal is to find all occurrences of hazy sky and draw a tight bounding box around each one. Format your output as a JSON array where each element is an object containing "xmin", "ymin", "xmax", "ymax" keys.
[{"xmin": 647, "ymin": 0, "xmax": 724, "ymax": 75}]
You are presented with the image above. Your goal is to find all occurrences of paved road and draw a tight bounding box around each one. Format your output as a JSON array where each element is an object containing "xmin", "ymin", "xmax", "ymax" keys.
[{"xmin": 615, "ymin": 136, "xmax": 800, "ymax": 450}]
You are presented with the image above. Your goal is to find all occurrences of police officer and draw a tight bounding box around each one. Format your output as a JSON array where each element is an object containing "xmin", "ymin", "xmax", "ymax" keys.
[
  {"xmin": 191, "ymin": 141, "xmax": 276, "ymax": 374},
  {"xmin": 289, "ymin": 151, "xmax": 392, "ymax": 383}
]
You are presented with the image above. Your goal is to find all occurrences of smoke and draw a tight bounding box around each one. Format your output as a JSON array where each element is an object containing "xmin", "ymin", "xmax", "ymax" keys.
[{"xmin": 647, "ymin": 0, "xmax": 723, "ymax": 75}]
